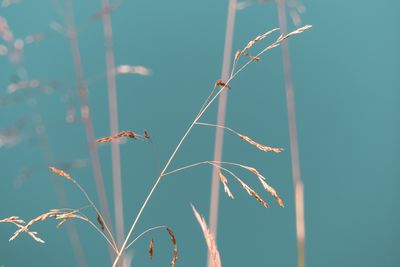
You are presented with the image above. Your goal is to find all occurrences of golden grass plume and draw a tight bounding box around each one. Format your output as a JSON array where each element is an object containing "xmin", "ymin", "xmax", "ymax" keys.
[{"xmin": 191, "ymin": 204, "xmax": 221, "ymax": 267}]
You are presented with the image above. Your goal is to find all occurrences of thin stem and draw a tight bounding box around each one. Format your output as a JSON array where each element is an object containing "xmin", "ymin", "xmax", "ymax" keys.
[
  {"xmin": 275, "ymin": 1, "xmax": 305, "ymax": 267},
  {"xmin": 67, "ymin": 176, "xmax": 118, "ymax": 250},
  {"xmin": 75, "ymin": 212, "xmax": 119, "ymax": 253},
  {"xmin": 65, "ymin": 0, "xmax": 115, "ymax": 258},
  {"xmin": 162, "ymin": 161, "xmax": 209, "ymax": 177},
  {"xmin": 196, "ymin": 122, "xmax": 240, "ymax": 136},
  {"xmin": 208, "ymin": 4, "xmax": 236, "ymax": 267},
  {"xmin": 125, "ymin": 225, "xmax": 166, "ymax": 250},
  {"xmin": 112, "ymin": 77, "xmax": 231, "ymax": 267},
  {"xmin": 100, "ymin": 0, "xmax": 125, "ymax": 249}
]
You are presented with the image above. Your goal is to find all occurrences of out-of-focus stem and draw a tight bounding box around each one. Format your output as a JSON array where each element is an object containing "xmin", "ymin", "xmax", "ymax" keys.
[
  {"xmin": 208, "ymin": 1, "xmax": 236, "ymax": 266},
  {"xmin": 65, "ymin": 0, "xmax": 113, "ymax": 260},
  {"xmin": 7, "ymin": 26, "xmax": 88, "ymax": 266},
  {"xmin": 100, "ymin": 0, "xmax": 125, "ymax": 250},
  {"xmin": 275, "ymin": 1, "xmax": 305, "ymax": 267}
]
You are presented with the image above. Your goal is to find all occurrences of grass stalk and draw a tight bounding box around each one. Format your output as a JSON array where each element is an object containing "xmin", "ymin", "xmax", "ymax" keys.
[
  {"xmin": 100, "ymin": 0, "xmax": 125, "ymax": 250},
  {"xmin": 65, "ymin": 0, "xmax": 114, "ymax": 260},
  {"xmin": 275, "ymin": 1, "xmax": 306, "ymax": 266},
  {"xmin": 208, "ymin": 2, "xmax": 236, "ymax": 264},
  {"xmin": 112, "ymin": 24, "xmax": 311, "ymax": 266}
]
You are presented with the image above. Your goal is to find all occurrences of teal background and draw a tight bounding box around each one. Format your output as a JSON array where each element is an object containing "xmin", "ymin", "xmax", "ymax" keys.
[{"xmin": 1, "ymin": 0, "xmax": 399, "ymax": 266}]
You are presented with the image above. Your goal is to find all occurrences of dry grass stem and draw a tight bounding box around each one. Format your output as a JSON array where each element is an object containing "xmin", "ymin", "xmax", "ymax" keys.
[
  {"xmin": 163, "ymin": 160, "xmax": 283, "ymax": 207},
  {"xmin": 196, "ymin": 121, "xmax": 283, "ymax": 153},
  {"xmin": 166, "ymin": 227, "xmax": 178, "ymax": 267},
  {"xmin": 49, "ymin": 166, "xmax": 117, "ymax": 249},
  {"xmin": 191, "ymin": 205, "xmax": 222, "ymax": 267},
  {"xmin": 125, "ymin": 225, "xmax": 167, "ymax": 250},
  {"xmin": 219, "ymin": 171, "xmax": 234, "ymax": 199},
  {"xmin": 112, "ymin": 25, "xmax": 310, "ymax": 266}
]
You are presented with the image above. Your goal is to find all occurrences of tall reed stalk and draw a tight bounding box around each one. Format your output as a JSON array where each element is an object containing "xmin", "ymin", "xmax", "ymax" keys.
[
  {"xmin": 99, "ymin": 0, "xmax": 125, "ymax": 251},
  {"xmin": 275, "ymin": 1, "xmax": 306, "ymax": 266},
  {"xmin": 65, "ymin": 0, "xmax": 114, "ymax": 260},
  {"xmin": 208, "ymin": 0, "xmax": 237, "ymax": 266}
]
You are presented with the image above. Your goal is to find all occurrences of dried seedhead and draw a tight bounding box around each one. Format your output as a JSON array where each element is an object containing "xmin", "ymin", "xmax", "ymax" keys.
[{"xmin": 166, "ymin": 227, "xmax": 178, "ymax": 267}]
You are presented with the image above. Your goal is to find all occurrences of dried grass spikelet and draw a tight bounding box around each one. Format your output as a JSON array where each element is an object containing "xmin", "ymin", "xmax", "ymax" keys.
[
  {"xmin": 242, "ymin": 28, "xmax": 280, "ymax": 53},
  {"xmin": 235, "ymin": 176, "xmax": 269, "ymax": 208},
  {"xmin": 238, "ymin": 134, "xmax": 283, "ymax": 153},
  {"xmin": 218, "ymin": 172, "xmax": 234, "ymax": 199},
  {"xmin": 0, "ymin": 216, "xmax": 25, "ymax": 224},
  {"xmin": 191, "ymin": 205, "xmax": 221, "ymax": 267},
  {"xmin": 96, "ymin": 131, "xmax": 138, "ymax": 143},
  {"xmin": 143, "ymin": 129, "xmax": 151, "ymax": 142},
  {"xmin": 166, "ymin": 227, "xmax": 178, "ymax": 267},
  {"xmin": 149, "ymin": 238, "xmax": 154, "ymax": 259},
  {"xmin": 97, "ymin": 213, "xmax": 105, "ymax": 231},
  {"xmin": 242, "ymin": 52, "xmax": 260, "ymax": 62},
  {"xmin": 55, "ymin": 209, "xmax": 88, "ymax": 228},
  {"xmin": 215, "ymin": 79, "xmax": 231, "ymax": 89},
  {"xmin": 241, "ymin": 165, "xmax": 284, "ymax": 207},
  {"xmin": 9, "ymin": 210, "xmax": 59, "ymax": 243},
  {"xmin": 9, "ymin": 209, "xmax": 89, "ymax": 243},
  {"xmin": 277, "ymin": 25, "xmax": 312, "ymax": 43},
  {"xmin": 49, "ymin": 166, "xmax": 73, "ymax": 181}
]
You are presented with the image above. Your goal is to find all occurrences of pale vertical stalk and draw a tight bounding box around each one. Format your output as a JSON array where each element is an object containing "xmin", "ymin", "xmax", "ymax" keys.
[
  {"xmin": 65, "ymin": 0, "xmax": 114, "ymax": 260},
  {"xmin": 208, "ymin": 2, "xmax": 236, "ymax": 267},
  {"xmin": 100, "ymin": 0, "xmax": 125, "ymax": 250},
  {"xmin": 275, "ymin": 1, "xmax": 305, "ymax": 266}
]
